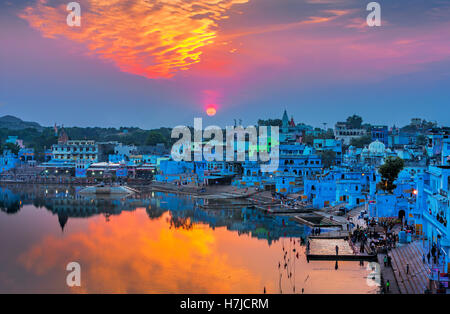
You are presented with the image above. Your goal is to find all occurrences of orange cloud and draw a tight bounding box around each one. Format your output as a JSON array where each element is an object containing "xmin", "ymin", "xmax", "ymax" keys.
[{"xmin": 19, "ymin": 0, "xmax": 249, "ymax": 79}]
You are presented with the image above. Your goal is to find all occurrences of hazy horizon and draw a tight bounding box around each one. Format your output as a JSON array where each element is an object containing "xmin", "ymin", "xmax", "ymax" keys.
[{"xmin": 0, "ymin": 112, "xmax": 445, "ymax": 131}]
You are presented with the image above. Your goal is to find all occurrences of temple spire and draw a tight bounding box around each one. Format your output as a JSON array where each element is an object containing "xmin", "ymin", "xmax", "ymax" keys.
[{"xmin": 282, "ymin": 109, "xmax": 289, "ymax": 127}]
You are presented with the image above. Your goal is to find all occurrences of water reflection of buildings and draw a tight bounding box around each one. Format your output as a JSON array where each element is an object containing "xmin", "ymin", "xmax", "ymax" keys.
[
  {"xmin": 0, "ymin": 185, "xmax": 307, "ymax": 243},
  {"xmin": 0, "ymin": 185, "xmax": 153, "ymax": 230},
  {"xmin": 0, "ymin": 187, "xmax": 22, "ymax": 214},
  {"xmin": 188, "ymin": 207, "xmax": 307, "ymax": 245},
  {"xmin": 46, "ymin": 198, "xmax": 149, "ymax": 230},
  {"xmin": 151, "ymin": 193, "xmax": 307, "ymax": 244}
]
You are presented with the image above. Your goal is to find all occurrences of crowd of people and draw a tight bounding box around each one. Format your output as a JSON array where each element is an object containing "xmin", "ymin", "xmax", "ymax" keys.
[
  {"xmin": 424, "ymin": 243, "xmax": 443, "ymax": 266},
  {"xmin": 351, "ymin": 227, "xmax": 370, "ymax": 253},
  {"xmin": 311, "ymin": 227, "xmax": 322, "ymax": 236}
]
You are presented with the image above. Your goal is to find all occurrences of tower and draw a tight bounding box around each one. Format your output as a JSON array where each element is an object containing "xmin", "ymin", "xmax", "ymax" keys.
[
  {"xmin": 58, "ymin": 127, "xmax": 69, "ymax": 144},
  {"xmin": 282, "ymin": 110, "xmax": 289, "ymax": 128}
]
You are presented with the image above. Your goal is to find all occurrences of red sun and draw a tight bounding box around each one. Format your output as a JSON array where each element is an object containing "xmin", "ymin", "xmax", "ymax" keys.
[{"xmin": 206, "ymin": 106, "xmax": 217, "ymax": 116}]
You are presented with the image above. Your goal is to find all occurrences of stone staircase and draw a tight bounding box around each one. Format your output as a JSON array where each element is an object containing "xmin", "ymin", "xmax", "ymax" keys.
[{"xmin": 390, "ymin": 241, "xmax": 431, "ymax": 294}]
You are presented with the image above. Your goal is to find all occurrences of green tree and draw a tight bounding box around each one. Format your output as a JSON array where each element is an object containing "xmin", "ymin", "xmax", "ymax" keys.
[
  {"xmin": 324, "ymin": 129, "xmax": 335, "ymax": 139},
  {"xmin": 301, "ymin": 129, "xmax": 335, "ymax": 146},
  {"xmin": 146, "ymin": 131, "xmax": 167, "ymax": 146},
  {"xmin": 302, "ymin": 134, "xmax": 314, "ymax": 146},
  {"xmin": 416, "ymin": 134, "xmax": 427, "ymax": 146},
  {"xmin": 362, "ymin": 123, "xmax": 372, "ymax": 131},
  {"xmin": 377, "ymin": 157, "xmax": 404, "ymax": 193},
  {"xmin": 350, "ymin": 135, "xmax": 372, "ymax": 148},
  {"xmin": 2, "ymin": 142, "xmax": 20, "ymax": 155},
  {"xmin": 257, "ymin": 119, "xmax": 282, "ymax": 127},
  {"xmin": 346, "ymin": 115, "xmax": 363, "ymax": 129},
  {"xmin": 318, "ymin": 150, "xmax": 336, "ymax": 169}
]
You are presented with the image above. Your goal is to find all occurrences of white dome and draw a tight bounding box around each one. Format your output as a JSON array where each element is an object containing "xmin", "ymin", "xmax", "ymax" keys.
[{"xmin": 368, "ymin": 140, "xmax": 386, "ymax": 154}]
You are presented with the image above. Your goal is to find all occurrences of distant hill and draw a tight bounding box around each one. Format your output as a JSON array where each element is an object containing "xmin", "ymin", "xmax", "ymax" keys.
[{"xmin": 0, "ymin": 115, "xmax": 43, "ymax": 131}]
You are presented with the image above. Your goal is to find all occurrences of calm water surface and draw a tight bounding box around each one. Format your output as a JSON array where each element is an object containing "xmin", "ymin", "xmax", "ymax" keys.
[{"xmin": 0, "ymin": 184, "xmax": 379, "ymax": 293}]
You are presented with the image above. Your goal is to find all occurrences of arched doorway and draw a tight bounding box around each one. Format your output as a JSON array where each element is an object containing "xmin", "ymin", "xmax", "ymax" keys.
[{"xmin": 398, "ymin": 210, "xmax": 406, "ymax": 221}]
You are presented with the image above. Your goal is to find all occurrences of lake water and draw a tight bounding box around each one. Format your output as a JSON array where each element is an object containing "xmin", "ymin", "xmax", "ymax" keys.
[{"xmin": 0, "ymin": 184, "xmax": 379, "ymax": 293}]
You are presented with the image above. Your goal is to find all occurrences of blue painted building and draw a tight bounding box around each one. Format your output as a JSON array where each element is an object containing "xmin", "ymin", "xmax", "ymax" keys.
[
  {"xmin": 109, "ymin": 153, "xmax": 126, "ymax": 163},
  {"xmin": 234, "ymin": 161, "xmax": 275, "ymax": 189},
  {"xmin": 304, "ymin": 174, "xmax": 337, "ymax": 208},
  {"xmin": 275, "ymin": 174, "xmax": 302, "ymax": 195},
  {"xmin": 442, "ymin": 138, "xmax": 450, "ymax": 166},
  {"xmin": 18, "ymin": 148, "xmax": 35, "ymax": 162},
  {"xmin": 371, "ymin": 125, "xmax": 388, "ymax": 146},
  {"xmin": 0, "ymin": 150, "xmax": 19, "ymax": 173},
  {"xmin": 155, "ymin": 160, "xmax": 196, "ymax": 183},
  {"xmin": 415, "ymin": 165, "xmax": 450, "ymax": 272},
  {"xmin": 279, "ymin": 144, "xmax": 322, "ymax": 177},
  {"xmin": 369, "ymin": 171, "xmax": 417, "ymax": 221},
  {"xmin": 304, "ymin": 169, "xmax": 377, "ymax": 209},
  {"xmin": 313, "ymin": 139, "xmax": 342, "ymax": 165},
  {"xmin": 388, "ymin": 127, "xmax": 416, "ymax": 148}
]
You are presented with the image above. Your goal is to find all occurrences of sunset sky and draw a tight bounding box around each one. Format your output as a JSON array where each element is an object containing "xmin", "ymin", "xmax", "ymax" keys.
[{"xmin": 1, "ymin": 0, "xmax": 449, "ymax": 128}]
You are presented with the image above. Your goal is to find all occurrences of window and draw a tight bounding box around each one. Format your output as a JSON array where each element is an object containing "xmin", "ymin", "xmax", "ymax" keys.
[{"xmin": 448, "ymin": 176, "xmax": 450, "ymax": 192}]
